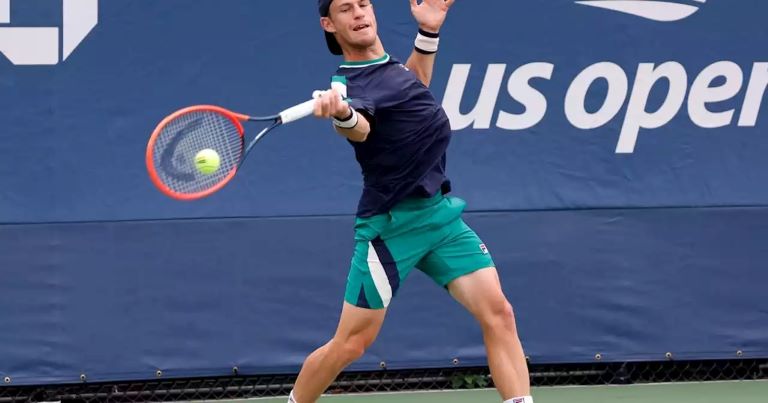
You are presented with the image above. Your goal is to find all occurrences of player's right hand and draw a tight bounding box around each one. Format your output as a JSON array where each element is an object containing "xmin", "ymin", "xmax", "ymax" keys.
[{"xmin": 313, "ymin": 89, "xmax": 352, "ymax": 120}]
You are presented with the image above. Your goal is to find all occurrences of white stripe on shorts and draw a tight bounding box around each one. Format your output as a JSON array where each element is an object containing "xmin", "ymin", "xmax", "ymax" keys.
[{"xmin": 367, "ymin": 241, "xmax": 393, "ymax": 307}]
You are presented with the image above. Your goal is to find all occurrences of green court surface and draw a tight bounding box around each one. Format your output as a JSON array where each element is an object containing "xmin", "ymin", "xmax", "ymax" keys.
[{"xmin": 234, "ymin": 380, "xmax": 768, "ymax": 403}]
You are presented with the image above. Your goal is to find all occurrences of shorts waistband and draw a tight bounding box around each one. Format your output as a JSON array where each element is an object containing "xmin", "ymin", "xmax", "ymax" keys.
[{"xmin": 392, "ymin": 191, "xmax": 445, "ymax": 211}]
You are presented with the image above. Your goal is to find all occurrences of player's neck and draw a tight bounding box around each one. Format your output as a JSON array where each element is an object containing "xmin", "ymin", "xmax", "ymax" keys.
[{"xmin": 342, "ymin": 41, "xmax": 386, "ymax": 63}]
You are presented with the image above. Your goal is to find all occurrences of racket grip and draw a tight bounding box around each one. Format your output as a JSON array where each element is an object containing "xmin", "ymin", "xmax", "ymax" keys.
[{"xmin": 279, "ymin": 98, "xmax": 316, "ymax": 124}]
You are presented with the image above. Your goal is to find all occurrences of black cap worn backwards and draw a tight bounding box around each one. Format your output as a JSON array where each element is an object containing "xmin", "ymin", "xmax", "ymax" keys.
[{"xmin": 318, "ymin": 0, "xmax": 343, "ymax": 55}]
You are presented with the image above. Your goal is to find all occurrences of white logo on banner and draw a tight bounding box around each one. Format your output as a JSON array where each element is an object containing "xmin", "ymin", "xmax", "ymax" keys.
[
  {"xmin": 0, "ymin": 0, "xmax": 98, "ymax": 65},
  {"xmin": 575, "ymin": 0, "xmax": 706, "ymax": 22},
  {"xmin": 443, "ymin": 61, "xmax": 767, "ymax": 154},
  {"xmin": 441, "ymin": 2, "xmax": 768, "ymax": 154}
]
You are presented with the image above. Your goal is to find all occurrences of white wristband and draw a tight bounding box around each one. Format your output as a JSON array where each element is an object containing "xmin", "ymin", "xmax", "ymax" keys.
[
  {"xmin": 333, "ymin": 107, "xmax": 358, "ymax": 129},
  {"xmin": 414, "ymin": 29, "xmax": 439, "ymax": 54}
]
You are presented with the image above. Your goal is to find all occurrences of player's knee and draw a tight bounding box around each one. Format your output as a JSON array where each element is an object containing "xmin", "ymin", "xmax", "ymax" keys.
[
  {"xmin": 480, "ymin": 299, "xmax": 518, "ymax": 335},
  {"xmin": 331, "ymin": 334, "xmax": 372, "ymax": 364}
]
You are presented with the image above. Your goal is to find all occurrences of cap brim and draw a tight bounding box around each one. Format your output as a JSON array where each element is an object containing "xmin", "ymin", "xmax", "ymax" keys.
[{"xmin": 325, "ymin": 31, "xmax": 343, "ymax": 55}]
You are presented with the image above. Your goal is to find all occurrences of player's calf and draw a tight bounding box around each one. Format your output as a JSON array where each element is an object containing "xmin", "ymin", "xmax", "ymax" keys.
[
  {"xmin": 290, "ymin": 303, "xmax": 386, "ymax": 403},
  {"xmin": 289, "ymin": 337, "xmax": 370, "ymax": 403}
]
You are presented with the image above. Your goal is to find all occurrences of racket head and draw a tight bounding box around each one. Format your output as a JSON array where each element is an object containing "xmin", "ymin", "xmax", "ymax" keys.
[{"xmin": 146, "ymin": 105, "xmax": 248, "ymax": 200}]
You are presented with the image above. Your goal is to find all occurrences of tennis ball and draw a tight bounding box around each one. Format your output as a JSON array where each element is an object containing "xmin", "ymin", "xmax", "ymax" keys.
[{"xmin": 195, "ymin": 149, "xmax": 220, "ymax": 175}]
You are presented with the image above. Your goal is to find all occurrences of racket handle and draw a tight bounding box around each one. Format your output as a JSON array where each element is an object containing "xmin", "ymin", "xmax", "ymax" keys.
[
  {"xmin": 279, "ymin": 91, "xmax": 340, "ymax": 124},
  {"xmin": 279, "ymin": 98, "xmax": 317, "ymax": 124}
]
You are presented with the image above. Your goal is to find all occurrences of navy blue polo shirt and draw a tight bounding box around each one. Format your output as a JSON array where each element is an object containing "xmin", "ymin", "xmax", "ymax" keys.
[{"xmin": 332, "ymin": 53, "xmax": 452, "ymax": 218}]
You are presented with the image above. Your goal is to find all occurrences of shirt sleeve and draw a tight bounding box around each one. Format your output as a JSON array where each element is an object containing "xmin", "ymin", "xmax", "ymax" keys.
[
  {"xmin": 348, "ymin": 96, "xmax": 376, "ymax": 118},
  {"xmin": 332, "ymin": 75, "xmax": 376, "ymax": 117}
]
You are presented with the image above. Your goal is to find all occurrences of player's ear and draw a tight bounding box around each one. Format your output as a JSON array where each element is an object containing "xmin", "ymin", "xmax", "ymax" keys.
[{"xmin": 320, "ymin": 17, "xmax": 336, "ymax": 34}]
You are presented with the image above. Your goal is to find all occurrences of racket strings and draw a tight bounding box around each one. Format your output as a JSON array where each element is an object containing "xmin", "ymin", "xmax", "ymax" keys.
[{"xmin": 151, "ymin": 111, "xmax": 243, "ymax": 195}]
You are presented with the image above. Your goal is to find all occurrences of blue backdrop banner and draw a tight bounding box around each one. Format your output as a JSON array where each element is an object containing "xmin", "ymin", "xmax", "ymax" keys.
[{"xmin": 1, "ymin": 0, "xmax": 766, "ymax": 386}]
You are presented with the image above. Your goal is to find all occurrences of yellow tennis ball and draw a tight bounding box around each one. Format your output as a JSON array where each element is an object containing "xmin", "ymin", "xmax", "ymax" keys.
[{"xmin": 194, "ymin": 149, "xmax": 220, "ymax": 175}]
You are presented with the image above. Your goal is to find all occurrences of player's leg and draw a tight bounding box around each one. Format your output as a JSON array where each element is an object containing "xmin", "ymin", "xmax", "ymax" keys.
[
  {"xmin": 447, "ymin": 267, "xmax": 532, "ymax": 402},
  {"xmin": 291, "ymin": 302, "xmax": 386, "ymax": 403},
  {"xmin": 291, "ymin": 214, "xmax": 419, "ymax": 403},
  {"xmin": 418, "ymin": 213, "xmax": 531, "ymax": 402}
]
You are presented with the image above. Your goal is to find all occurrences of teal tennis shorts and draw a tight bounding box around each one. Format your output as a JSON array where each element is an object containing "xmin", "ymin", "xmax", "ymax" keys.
[{"xmin": 345, "ymin": 192, "xmax": 495, "ymax": 310}]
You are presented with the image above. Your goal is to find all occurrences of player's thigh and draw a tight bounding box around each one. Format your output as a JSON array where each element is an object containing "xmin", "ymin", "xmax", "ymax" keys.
[
  {"xmin": 417, "ymin": 218, "xmax": 495, "ymax": 289},
  {"xmin": 446, "ymin": 266, "xmax": 509, "ymax": 321}
]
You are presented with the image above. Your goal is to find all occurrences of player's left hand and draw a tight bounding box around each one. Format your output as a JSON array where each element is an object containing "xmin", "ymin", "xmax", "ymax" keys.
[{"xmin": 409, "ymin": 0, "xmax": 455, "ymax": 33}]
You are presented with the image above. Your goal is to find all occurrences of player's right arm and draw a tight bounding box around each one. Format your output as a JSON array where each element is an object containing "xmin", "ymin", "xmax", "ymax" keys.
[{"xmin": 313, "ymin": 89, "xmax": 371, "ymax": 142}]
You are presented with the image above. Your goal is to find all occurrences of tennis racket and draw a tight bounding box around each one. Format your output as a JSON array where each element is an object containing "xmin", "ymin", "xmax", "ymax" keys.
[{"xmin": 145, "ymin": 92, "xmax": 323, "ymax": 201}]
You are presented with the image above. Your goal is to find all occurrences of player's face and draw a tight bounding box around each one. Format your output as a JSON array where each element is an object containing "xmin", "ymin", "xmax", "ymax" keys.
[{"xmin": 325, "ymin": 0, "xmax": 378, "ymax": 52}]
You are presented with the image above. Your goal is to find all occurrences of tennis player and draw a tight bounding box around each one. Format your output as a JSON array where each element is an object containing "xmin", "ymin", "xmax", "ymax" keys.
[{"xmin": 289, "ymin": 1, "xmax": 534, "ymax": 402}]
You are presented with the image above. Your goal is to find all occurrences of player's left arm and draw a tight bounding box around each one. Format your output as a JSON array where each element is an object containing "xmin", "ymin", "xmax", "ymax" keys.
[{"xmin": 405, "ymin": 0, "xmax": 455, "ymax": 87}]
